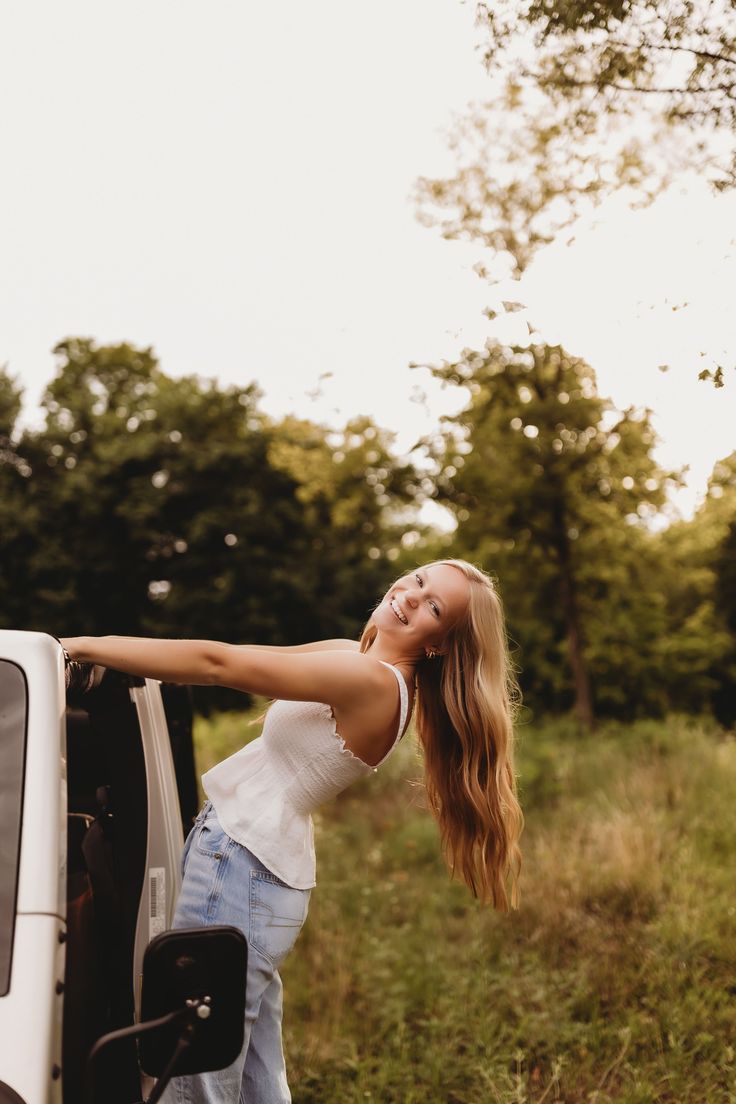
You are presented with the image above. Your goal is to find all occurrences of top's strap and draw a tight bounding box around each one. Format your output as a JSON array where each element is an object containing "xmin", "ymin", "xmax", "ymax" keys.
[{"xmin": 378, "ymin": 661, "xmax": 410, "ymax": 754}]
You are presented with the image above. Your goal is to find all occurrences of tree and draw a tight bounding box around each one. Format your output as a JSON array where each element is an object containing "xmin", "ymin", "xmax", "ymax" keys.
[
  {"xmin": 266, "ymin": 414, "xmax": 421, "ymax": 637},
  {"xmin": 0, "ymin": 366, "xmax": 23, "ymax": 440},
  {"xmin": 0, "ymin": 368, "xmax": 36, "ymax": 628},
  {"xmin": 718, "ymin": 520, "xmax": 736, "ymax": 636},
  {"xmin": 658, "ymin": 451, "xmax": 736, "ymax": 722},
  {"xmin": 415, "ymin": 82, "xmax": 672, "ymax": 283},
  {"xmin": 2, "ymin": 340, "xmax": 425, "ymax": 704},
  {"xmin": 419, "ymin": 339, "xmax": 678, "ymax": 727},
  {"xmin": 477, "ymin": 0, "xmax": 736, "ymax": 164},
  {"xmin": 714, "ymin": 512, "xmax": 736, "ymax": 723},
  {"xmin": 5, "ymin": 340, "xmax": 318, "ymax": 651},
  {"xmin": 416, "ymin": 2, "xmax": 736, "ymax": 385}
]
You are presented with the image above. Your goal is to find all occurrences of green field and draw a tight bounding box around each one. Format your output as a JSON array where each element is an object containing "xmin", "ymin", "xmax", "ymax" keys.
[{"xmin": 194, "ymin": 711, "xmax": 736, "ymax": 1103}]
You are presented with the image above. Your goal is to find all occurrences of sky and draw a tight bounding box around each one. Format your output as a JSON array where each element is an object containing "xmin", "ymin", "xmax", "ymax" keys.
[{"xmin": 2, "ymin": 0, "xmax": 734, "ymax": 523}]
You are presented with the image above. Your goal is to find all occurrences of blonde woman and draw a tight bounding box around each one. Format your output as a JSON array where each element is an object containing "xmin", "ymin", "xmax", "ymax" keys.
[{"xmin": 62, "ymin": 558, "xmax": 523, "ymax": 1104}]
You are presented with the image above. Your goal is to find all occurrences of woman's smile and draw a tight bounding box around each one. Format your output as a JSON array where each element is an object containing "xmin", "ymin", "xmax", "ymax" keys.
[{"xmin": 390, "ymin": 596, "xmax": 408, "ymax": 624}]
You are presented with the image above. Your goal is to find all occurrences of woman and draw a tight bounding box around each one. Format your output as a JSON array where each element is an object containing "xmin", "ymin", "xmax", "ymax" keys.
[{"xmin": 62, "ymin": 558, "xmax": 523, "ymax": 1104}]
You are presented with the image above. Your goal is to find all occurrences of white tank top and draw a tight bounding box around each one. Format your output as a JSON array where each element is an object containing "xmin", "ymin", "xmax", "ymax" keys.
[{"xmin": 202, "ymin": 661, "xmax": 410, "ymax": 889}]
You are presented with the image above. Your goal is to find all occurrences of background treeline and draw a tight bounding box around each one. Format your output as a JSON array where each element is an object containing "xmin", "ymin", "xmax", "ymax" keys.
[{"xmin": 1, "ymin": 336, "xmax": 735, "ymax": 725}]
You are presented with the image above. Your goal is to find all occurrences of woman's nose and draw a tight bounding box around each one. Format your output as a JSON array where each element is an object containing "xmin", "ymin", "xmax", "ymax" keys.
[{"xmin": 405, "ymin": 589, "xmax": 419, "ymax": 608}]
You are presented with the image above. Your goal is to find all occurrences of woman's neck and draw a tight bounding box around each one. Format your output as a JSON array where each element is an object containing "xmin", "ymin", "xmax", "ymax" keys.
[{"xmin": 363, "ymin": 633, "xmax": 420, "ymax": 680}]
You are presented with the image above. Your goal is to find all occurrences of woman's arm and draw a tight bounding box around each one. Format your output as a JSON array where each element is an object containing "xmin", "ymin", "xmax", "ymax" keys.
[
  {"xmin": 236, "ymin": 639, "xmax": 359, "ymax": 655},
  {"xmin": 61, "ymin": 636, "xmax": 221, "ymax": 685},
  {"xmin": 60, "ymin": 635, "xmax": 381, "ymax": 711}
]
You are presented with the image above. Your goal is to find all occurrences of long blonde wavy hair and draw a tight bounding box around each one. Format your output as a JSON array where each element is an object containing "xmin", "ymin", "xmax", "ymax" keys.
[{"xmin": 360, "ymin": 559, "xmax": 523, "ymax": 911}]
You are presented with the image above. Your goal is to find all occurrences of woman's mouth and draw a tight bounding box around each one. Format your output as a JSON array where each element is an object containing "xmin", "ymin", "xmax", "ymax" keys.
[{"xmin": 390, "ymin": 597, "xmax": 408, "ymax": 625}]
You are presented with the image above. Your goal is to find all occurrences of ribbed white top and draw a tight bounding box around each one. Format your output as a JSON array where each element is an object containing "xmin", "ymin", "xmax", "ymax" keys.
[{"xmin": 202, "ymin": 661, "xmax": 410, "ymax": 888}]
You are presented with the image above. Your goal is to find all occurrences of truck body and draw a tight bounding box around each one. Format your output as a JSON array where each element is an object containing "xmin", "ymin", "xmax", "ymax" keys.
[{"xmin": 0, "ymin": 631, "xmax": 196, "ymax": 1104}]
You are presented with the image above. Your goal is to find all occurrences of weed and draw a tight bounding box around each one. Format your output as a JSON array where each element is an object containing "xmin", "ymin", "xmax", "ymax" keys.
[{"xmin": 193, "ymin": 712, "xmax": 736, "ymax": 1102}]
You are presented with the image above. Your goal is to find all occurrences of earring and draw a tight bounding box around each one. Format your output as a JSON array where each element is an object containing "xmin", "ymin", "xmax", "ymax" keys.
[{"xmin": 426, "ymin": 649, "xmax": 438, "ymax": 659}]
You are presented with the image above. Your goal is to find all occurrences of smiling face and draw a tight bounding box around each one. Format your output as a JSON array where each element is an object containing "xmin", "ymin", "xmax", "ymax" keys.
[{"xmin": 371, "ymin": 563, "xmax": 470, "ymax": 656}]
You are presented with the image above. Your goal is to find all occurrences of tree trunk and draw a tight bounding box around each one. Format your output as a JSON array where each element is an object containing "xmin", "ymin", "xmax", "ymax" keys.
[{"xmin": 551, "ymin": 502, "xmax": 595, "ymax": 732}]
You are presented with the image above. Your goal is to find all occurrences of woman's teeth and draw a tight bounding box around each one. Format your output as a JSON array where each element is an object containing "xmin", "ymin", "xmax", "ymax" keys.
[{"xmin": 390, "ymin": 597, "xmax": 408, "ymax": 624}]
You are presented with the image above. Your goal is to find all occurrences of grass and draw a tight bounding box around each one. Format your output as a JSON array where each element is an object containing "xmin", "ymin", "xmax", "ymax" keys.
[{"xmin": 193, "ymin": 710, "xmax": 736, "ymax": 1103}]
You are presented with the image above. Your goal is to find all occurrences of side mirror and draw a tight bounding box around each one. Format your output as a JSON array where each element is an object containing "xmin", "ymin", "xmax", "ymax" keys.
[
  {"xmin": 139, "ymin": 925, "xmax": 248, "ymax": 1078},
  {"xmin": 87, "ymin": 926, "xmax": 247, "ymax": 1104}
]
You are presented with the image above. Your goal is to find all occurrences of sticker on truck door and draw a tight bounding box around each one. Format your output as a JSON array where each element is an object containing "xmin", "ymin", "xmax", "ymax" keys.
[{"xmin": 149, "ymin": 867, "xmax": 166, "ymax": 938}]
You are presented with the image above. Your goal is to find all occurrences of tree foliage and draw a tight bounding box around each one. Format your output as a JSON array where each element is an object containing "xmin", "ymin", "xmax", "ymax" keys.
[
  {"xmin": 1, "ymin": 337, "xmax": 734, "ymax": 722},
  {"xmin": 0, "ymin": 341, "xmax": 422, "ymax": 710},
  {"xmin": 415, "ymin": 81, "xmax": 673, "ymax": 282},
  {"xmin": 416, "ymin": 1, "xmax": 736, "ymax": 384},
  {"xmin": 658, "ymin": 451, "xmax": 736, "ymax": 722},
  {"xmin": 478, "ymin": 0, "xmax": 736, "ymax": 149},
  {"xmin": 419, "ymin": 339, "xmax": 680, "ymax": 724}
]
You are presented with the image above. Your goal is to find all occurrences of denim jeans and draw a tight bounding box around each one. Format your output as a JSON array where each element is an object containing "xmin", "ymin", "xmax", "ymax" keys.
[{"xmin": 159, "ymin": 801, "xmax": 312, "ymax": 1104}]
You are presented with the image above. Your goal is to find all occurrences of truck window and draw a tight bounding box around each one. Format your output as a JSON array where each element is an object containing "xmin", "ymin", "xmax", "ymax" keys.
[{"xmin": 0, "ymin": 661, "xmax": 27, "ymax": 996}]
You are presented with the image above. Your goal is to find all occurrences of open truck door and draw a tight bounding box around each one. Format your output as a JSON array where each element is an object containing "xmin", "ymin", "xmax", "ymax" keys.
[{"xmin": 0, "ymin": 632, "xmax": 245, "ymax": 1104}]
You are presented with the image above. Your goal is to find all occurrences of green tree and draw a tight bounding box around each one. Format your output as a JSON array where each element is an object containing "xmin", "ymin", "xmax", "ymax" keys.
[
  {"xmin": 477, "ymin": 0, "xmax": 736, "ymax": 167},
  {"xmin": 714, "ymin": 513, "xmax": 736, "ymax": 723},
  {"xmin": 416, "ymin": 3, "xmax": 735, "ymax": 385},
  {"xmin": 266, "ymin": 413, "xmax": 422, "ymax": 636},
  {"xmin": 0, "ymin": 366, "xmax": 23, "ymax": 439},
  {"xmin": 656, "ymin": 452, "xmax": 736, "ymax": 721},
  {"xmin": 415, "ymin": 83, "xmax": 667, "ymax": 283},
  {"xmin": 718, "ymin": 520, "xmax": 736, "ymax": 635},
  {"xmin": 421, "ymin": 339, "xmax": 677, "ymax": 727},
  {"xmin": 0, "ymin": 368, "xmax": 35, "ymax": 629},
  {"xmin": 2, "ymin": 340, "xmax": 424, "ymax": 691},
  {"xmin": 6, "ymin": 340, "xmax": 316, "ymax": 649}
]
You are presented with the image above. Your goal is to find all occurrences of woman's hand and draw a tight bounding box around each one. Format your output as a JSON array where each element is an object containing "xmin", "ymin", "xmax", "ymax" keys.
[
  {"xmin": 59, "ymin": 637, "xmax": 87, "ymax": 662},
  {"xmin": 57, "ymin": 635, "xmax": 218, "ymax": 685},
  {"xmin": 57, "ymin": 638, "xmax": 103, "ymax": 694}
]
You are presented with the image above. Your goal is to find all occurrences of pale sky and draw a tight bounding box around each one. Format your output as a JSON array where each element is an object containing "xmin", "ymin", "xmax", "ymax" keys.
[{"xmin": 2, "ymin": 1, "xmax": 734, "ymax": 523}]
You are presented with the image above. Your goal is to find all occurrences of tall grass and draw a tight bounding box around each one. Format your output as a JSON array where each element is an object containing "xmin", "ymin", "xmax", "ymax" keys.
[{"xmin": 193, "ymin": 711, "xmax": 736, "ymax": 1103}]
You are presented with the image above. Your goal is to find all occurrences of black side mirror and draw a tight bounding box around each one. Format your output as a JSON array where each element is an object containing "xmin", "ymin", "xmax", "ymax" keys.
[
  {"xmin": 87, "ymin": 926, "xmax": 247, "ymax": 1104},
  {"xmin": 139, "ymin": 925, "xmax": 248, "ymax": 1077}
]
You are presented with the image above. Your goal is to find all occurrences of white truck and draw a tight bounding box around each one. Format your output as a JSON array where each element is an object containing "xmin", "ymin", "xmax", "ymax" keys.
[{"xmin": 0, "ymin": 631, "xmax": 243, "ymax": 1104}]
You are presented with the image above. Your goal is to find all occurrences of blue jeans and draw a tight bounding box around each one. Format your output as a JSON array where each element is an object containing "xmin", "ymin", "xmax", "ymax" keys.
[{"xmin": 159, "ymin": 801, "xmax": 312, "ymax": 1104}]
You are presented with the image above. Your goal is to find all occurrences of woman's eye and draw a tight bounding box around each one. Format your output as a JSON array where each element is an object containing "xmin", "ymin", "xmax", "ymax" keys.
[
  {"xmin": 415, "ymin": 573, "xmax": 423, "ymax": 587},
  {"xmin": 430, "ymin": 603, "xmax": 440, "ymax": 617}
]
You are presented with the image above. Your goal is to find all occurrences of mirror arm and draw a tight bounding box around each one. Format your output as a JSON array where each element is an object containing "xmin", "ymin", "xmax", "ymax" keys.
[
  {"xmin": 143, "ymin": 1019, "xmax": 198, "ymax": 1104},
  {"xmin": 86, "ymin": 1005, "xmax": 200, "ymax": 1104}
]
